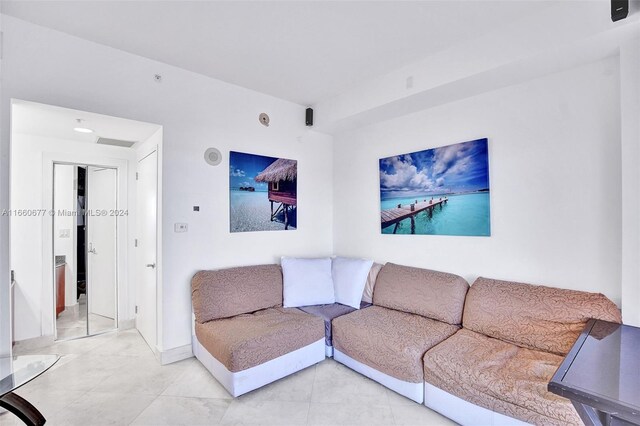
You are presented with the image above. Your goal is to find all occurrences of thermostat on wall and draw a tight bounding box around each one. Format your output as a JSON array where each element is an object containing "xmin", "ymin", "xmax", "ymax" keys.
[{"xmin": 174, "ymin": 223, "xmax": 188, "ymax": 233}]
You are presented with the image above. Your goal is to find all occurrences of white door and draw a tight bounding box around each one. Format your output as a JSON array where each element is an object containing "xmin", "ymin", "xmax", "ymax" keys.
[
  {"xmin": 86, "ymin": 167, "xmax": 117, "ymax": 324},
  {"xmin": 136, "ymin": 151, "xmax": 158, "ymax": 348}
]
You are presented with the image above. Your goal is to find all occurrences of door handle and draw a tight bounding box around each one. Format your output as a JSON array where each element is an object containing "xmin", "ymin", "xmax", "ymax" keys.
[{"xmin": 146, "ymin": 263, "xmax": 156, "ymax": 269}]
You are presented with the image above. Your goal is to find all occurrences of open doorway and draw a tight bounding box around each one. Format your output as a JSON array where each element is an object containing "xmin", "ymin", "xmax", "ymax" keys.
[
  {"xmin": 53, "ymin": 163, "xmax": 119, "ymax": 340},
  {"xmin": 10, "ymin": 100, "xmax": 162, "ymax": 352}
]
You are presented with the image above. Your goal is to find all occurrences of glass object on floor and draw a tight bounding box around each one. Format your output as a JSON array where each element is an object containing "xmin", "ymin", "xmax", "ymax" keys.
[{"xmin": 0, "ymin": 355, "xmax": 59, "ymax": 426}]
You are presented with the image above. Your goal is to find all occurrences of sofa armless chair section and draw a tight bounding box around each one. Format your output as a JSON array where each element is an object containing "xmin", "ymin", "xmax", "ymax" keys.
[
  {"xmin": 423, "ymin": 277, "xmax": 622, "ymax": 426},
  {"xmin": 332, "ymin": 263, "xmax": 469, "ymax": 403},
  {"xmin": 296, "ymin": 262, "xmax": 382, "ymax": 358},
  {"xmin": 191, "ymin": 265, "xmax": 325, "ymax": 397}
]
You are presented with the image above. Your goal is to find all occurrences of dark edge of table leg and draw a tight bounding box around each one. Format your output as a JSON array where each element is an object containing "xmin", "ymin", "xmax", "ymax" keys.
[
  {"xmin": 0, "ymin": 391, "xmax": 46, "ymax": 426},
  {"xmin": 572, "ymin": 400, "xmax": 608, "ymax": 426}
]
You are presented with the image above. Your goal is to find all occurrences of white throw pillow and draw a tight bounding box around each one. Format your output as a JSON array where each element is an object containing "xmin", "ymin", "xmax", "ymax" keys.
[
  {"xmin": 281, "ymin": 257, "xmax": 335, "ymax": 308},
  {"xmin": 332, "ymin": 256, "xmax": 374, "ymax": 309}
]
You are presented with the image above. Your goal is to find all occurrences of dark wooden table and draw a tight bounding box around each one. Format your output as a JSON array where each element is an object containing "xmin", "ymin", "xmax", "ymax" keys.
[{"xmin": 549, "ymin": 319, "xmax": 640, "ymax": 426}]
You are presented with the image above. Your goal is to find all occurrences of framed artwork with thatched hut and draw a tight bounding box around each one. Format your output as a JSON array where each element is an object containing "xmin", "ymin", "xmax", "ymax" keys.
[{"xmin": 229, "ymin": 151, "xmax": 297, "ymax": 232}]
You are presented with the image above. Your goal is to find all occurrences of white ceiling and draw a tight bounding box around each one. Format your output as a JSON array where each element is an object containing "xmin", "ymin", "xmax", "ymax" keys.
[
  {"xmin": 1, "ymin": 1, "xmax": 552, "ymax": 106},
  {"xmin": 12, "ymin": 100, "xmax": 162, "ymax": 145}
]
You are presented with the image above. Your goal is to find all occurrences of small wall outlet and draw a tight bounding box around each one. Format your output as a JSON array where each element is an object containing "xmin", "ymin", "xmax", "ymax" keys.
[
  {"xmin": 174, "ymin": 223, "xmax": 188, "ymax": 233},
  {"xmin": 58, "ymin": 229, "xmax": 71, "ymax": 238}
]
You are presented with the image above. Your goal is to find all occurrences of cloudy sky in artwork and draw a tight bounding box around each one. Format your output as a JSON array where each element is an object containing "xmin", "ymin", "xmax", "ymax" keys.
[
  {"xmin": 229, "ymin": 151, "xmax": 277, "ymax": 191},
  {"xmin": 379, "ymin": 138, "xmax": 489, "ymax": 199}
]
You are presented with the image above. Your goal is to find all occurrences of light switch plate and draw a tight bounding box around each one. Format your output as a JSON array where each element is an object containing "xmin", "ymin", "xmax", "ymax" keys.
[{"xmin": 174, "ymin": 223, "xmax": 188, "ymax": 233}]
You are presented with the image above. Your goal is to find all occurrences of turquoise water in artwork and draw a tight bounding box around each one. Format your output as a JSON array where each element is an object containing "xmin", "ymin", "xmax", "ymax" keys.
[
  {"xmin": 230, "ymin": 190, "xmax": 296, "ymax": 232},
  {"xmin": 380, "ymin": 192, "xmax": 490, "ymax": 236}
]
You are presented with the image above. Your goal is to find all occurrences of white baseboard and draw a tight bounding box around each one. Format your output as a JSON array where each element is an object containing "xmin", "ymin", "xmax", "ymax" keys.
[
  {"xmin": 118, "ymin": 319, "xmax": 135, "ymax": 330},
  {"xmin": 13, "ymin": 335, "xmax": 55, "ymax": 352},
  {"xmin": 155, "ymin": 343, "xmax": 194, "ymax": 365}
]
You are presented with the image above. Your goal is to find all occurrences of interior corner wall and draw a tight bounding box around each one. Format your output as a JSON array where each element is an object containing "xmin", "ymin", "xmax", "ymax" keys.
[
  {"xmin": 0, "ymin": 16, "xmax": 334, "ymax": 352},
  {"xmin": 332, "ymin": 56, "xmax": 622, "ymax": 305}
]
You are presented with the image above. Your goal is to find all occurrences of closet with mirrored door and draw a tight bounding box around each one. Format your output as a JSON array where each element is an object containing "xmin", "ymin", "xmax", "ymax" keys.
[{"xmin": 53, "ymin": 163, "xmax": 118, "ymax": 340}]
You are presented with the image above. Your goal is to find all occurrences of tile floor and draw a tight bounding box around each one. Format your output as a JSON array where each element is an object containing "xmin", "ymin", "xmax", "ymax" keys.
[
  {"xmin": 2, "ymin": 330, "xmax": 457, "ymax": 425},
  {"xmin": 56, "ymin": 294, "xmax": 116, "ymax": 340}
]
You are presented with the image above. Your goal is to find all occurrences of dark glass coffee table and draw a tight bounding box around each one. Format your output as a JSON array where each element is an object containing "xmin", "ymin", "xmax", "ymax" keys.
[
  {"xmin": 0, "ymin": 355, "xmax": 59, "ymax": 425},
  {"xmin": 548, "ymin": 319, "xmax": 640, "ymax": 426}
]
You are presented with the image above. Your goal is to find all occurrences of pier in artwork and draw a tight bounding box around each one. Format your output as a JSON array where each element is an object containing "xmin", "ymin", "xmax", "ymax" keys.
[{"xmin": 380, "ymin": 198, "xmax": 448, "ymax": 234}]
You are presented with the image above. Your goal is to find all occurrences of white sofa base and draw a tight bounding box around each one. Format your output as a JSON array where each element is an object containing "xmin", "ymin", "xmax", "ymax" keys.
[
  {"xmin": 192, "ymin": 335, "xmax": 325, "ymax": 397},
  {"xmin": 424, "ymin": 383, "xmax": 532, "ymax": 426},
  {"xmin": 325, "ymin": 344, "xmax": 333, "ymax": 357},
  {"xmin": 334, "ymin": 349, "xmax": 423, "ymax": 403}
]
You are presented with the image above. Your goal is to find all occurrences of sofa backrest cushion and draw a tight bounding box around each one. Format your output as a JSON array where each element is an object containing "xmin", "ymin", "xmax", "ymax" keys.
[
  {"xmin": 192, "ymin": 264, "xmax": 282, "ymax": 323},
  {"xmin": 463, "ymin": 277, "xmax": 622, "ymax": 355},
  {"xmin": 281, "ymin": 257, "xmax": 335, "ymax": 307},
  {"xmin": 332, "ymin": 257, "xmax": 374, "ymax": 309},
  {"xmin": 361, "ymin": 262, "xmax": 384, "ymax": 304},
  {"xmin": 373, "ymin": 263, "xmax": 469, "ymax": 325}
]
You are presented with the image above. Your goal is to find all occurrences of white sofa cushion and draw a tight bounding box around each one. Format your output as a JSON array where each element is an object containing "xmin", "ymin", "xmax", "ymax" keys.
[
  {"xmin": 282, "ymin": 257, "xmax": 335, "ymax": 307},
  {"xmin": 332, "ymin": 257, "xmax": 374, "ymax": 309}
]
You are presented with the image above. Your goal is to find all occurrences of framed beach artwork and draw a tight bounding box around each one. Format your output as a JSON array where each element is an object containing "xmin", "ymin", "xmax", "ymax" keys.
[
  {"xmin": 379, "ymin": 138, "xmax": 490, "ymax": 236},
  {"xmin": 229, "ymin": 151, "xmax": 297, "ymax": 232}
]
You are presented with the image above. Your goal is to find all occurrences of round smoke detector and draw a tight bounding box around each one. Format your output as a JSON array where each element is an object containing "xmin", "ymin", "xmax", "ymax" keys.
[
  {"xmin": 204, "ymin": 148, "xmax": 222, "ymax": 166},
  {"xmin": 259, "ymin": 113, "xmax": 270, "ymax": 127}
]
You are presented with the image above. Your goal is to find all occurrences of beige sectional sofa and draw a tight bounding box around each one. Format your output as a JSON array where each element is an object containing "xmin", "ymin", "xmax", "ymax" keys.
[
  {"xmin": 191, "ymin": 264, "xmax": 326, "ymax": 397},
  {"xmin": 191, "ymin": 261, "xmax": 622, "ymax": 426},
  {"xmin": 423, "ymin": 277, "xmax": 622, "ymax": 426},
  {"xmin": 332, "ymin": 263, "xmax": 469, "ymax": 403}
]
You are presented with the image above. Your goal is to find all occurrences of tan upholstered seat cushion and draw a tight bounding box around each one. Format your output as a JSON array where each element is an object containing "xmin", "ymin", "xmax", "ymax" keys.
[
  {"xmin": 332, "ymin": 306, "xmax": 459, "ymax": 383},
  {"xmin": 464, "ymin": 277, "xmax": 622, "ymax": 355},
  {"xmin": 192, "ymin": 264, "xmax": 283, "ymax": 323},
  {"xmin": 373, "ymin": 263, "xmax": 468, "ymax": 325},
  {"xmin": 424, "ymin": 329, "xmax": 581, "ymax": 426},
  {"xmin": 195, "ymin": 307, "xmax": 324, "ymax": 372}
]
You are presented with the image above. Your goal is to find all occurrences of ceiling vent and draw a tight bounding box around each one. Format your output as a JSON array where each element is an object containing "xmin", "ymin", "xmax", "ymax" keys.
[{"xmin": 96, "ymin": 137, "xmax": 136, "ymax": 148}]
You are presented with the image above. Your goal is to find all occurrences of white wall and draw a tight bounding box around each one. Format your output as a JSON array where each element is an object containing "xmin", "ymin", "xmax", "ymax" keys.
[
  {"xmin": 10, "ymin": 133, "xmax": 135, "ymax": 341},
  {"xmin": 1, "ymin": 16, "xmax": 334, "ymax": 351},
  {"xmin": 53, "ymin": 164, "xmax": 77, "ymax": 307},
  {"xmin": 0, "ymin": 13, "xmax": 10, "ymax": 356},
  {"xmin": 313, "ymin": 2, "xmax": 640, "ymax": 134},
  {"xmin": 333, "ymin": 57, "xmax": 622, "ymax": 305},
  {"xmin": 620, "ymin": 37, "xmax": 640, "ymax": 326}
]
